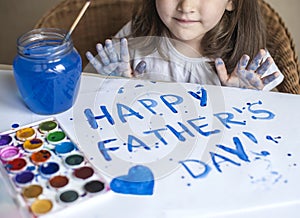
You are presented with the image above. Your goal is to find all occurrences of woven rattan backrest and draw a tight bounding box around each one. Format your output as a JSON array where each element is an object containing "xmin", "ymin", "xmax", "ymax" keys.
[
  {"xmin": 35, "ymin": 0, "xmax": 134, "ymax": 67},
  {"xmin": 259, "ymin": 0, "xmax": 300, "ymax": 94}
]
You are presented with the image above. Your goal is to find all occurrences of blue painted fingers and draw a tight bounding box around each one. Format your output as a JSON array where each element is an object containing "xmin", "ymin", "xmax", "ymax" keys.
[
  {"xmin": 85, "ymin": 38, "xmax": 135, "ymax": 77},
  {"xmin": 215, "ymin": 49, "xmax": 280, "ymax": 90},
  {"xmin": 134, "ymin": 60, "xmax": 147, "ymax": 76},
  {"xmin": 105, "ymin": 39, "xmax": 119, "ymax": 63},
  {"xmin": 237, "ymin": 54, "xmax": 264, "ymax": 89},
  {"xmin": 120, "ymin": 38, "xmax": 130, "ymax": 62},
  {"xmin": 247, "ymin": 49, "xmax": 266, "ymax": 72}
]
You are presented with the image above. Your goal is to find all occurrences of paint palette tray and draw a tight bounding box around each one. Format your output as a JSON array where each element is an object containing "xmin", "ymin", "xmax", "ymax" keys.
[{"xmin": 0, "ymin": 118, "xmax": 109, "ymax": 217}]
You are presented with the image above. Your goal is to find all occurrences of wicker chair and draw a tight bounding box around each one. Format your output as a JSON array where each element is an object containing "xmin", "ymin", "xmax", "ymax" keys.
[
  {"xmin": 34, "ymin": 0, "xmax": 134, "ymax": 68},
  {"xmin": 35, "ymin": 0, "xmax": 300, "ymax": 94},
  {"xmin": 258, "ymin": 0, "xmax": 300, "ymax": 94}
]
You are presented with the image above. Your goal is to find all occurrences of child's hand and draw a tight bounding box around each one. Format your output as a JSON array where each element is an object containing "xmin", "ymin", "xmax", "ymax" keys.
[
  {"xmin": 86, "ymin": 38, "xmax": 146, "ymax": 77},
  {"xmin": 215, "ymin": 49, "xmax": 280, "ymax": 89}
]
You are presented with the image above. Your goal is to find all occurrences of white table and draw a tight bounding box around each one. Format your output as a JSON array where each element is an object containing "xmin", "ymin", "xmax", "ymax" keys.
[{"xmin": 1, "ymin": 67, "xmax": 300, "ymax": 218}]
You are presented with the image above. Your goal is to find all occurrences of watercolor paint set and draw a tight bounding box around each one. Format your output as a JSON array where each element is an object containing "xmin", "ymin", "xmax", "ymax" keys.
[{"xmin": 0, "ymin": 118, "xmax": 109, "ymax": 217}]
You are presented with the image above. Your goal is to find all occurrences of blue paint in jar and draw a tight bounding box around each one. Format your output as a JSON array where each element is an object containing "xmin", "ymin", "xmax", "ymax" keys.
[{"xmin": 13, "ymin": 28, "xmax": 82, "ymax": 115}]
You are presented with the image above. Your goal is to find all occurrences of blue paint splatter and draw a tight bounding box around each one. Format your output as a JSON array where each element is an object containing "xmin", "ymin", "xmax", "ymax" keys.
[
  {"xmin": 11, "ymin": 123, "xmax": 19, "ymax": 128},
  {"xmin": 273, "ymin": 174, "xmax": 282, "ymax": 184},
  {"xmin": 232, "ymin": 107, "xmax": 243, "ymax": 114},
  {"xmin": 251, "ymin": 151, "xmax": 270, "ymax": 156},
  {"xmin": 243, "ymin": 131, "xmax": 258, "ymax": 144},
  {"xmin": 110, "ymin": 165, "xmax": 154, "ymax": 195},
  {"xmin": 261, "ymin": 151, "xmax": 270, "ymax": 156},
  {"xmin": 266, "ymin": 135, "xmax": 281, "ymax": 144},
  {"xmin": 118, "ymin": 87, "xmax": 124, "ymax": 94},
  {"xmin": 26, "ymin": 166, "xmax": 36, "ymax": 171},
  {"xmin": 135, "ymin": 84, "xmax": 144, "ymax": 88},
  {"xmin": 270, "ymin": 171, "xmax": 279, "ymax": 175}
]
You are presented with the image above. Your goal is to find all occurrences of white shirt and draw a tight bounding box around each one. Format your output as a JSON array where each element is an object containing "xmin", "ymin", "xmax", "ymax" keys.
[{"xmin": 115, "ymin": 22, "xmax": 284, "ymax": 91}]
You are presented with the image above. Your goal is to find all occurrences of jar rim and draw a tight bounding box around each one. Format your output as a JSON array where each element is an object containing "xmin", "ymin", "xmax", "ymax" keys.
[{"xmin": 17, "ymin": 28, "xmax": 73, "ymax": 60}]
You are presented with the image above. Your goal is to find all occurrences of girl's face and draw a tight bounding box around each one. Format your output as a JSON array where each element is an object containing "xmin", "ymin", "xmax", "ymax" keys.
[{"xmin": 156, "ymin": 0, "xmax": 234, "ymax": 52}]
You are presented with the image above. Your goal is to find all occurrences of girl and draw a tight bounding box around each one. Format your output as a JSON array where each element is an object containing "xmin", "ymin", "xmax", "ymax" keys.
[{"xmin": 86, "ymin": 0, "xmax": 283, "ymax": 91}]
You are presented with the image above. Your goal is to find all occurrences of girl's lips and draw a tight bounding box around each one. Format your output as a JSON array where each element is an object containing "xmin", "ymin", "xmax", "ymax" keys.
[{"xmin": 174, "ymin": 17, "xmax": 199, "ymax": 24}]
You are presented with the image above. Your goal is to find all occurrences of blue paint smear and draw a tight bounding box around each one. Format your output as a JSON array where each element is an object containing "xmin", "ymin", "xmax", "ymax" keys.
[
  {"xmin": 118, "ymin": 87, "xmax": 124, "ymax": 94},
  {"xmin": 135, "ymin": 84, "xmax": 144, "ymax": 88},
  {"xmin": 232, "ymin": 107, "xmax": 243, "ymax": 114},
  {"xmin": 251, "ymin": 151, "xmax": 270, "ymax": 157},
  {"xmin": 11, "ymin": 123, "xmax": 19, "ymax": 128},
  {"xmin": 273, "ymin": 174, "xmax": 282, "ymax": 184},
  {"xmin": 110, "ymin": 165, "xmax": 154, "ymax": 195},
  {"xmin": 271, "ymin": 171, "xmax": 279, "ymax": 175},
  {"xmin": 261, "ymin": 151, "xmax": 270, "ymax": 156},
  {"xmin": 243, "ymin": 131, "xmax": 258, "ymax": 144},
  {"xmin": 84, "ymin": 108, "xmax": 98, "ymax": 129},
  {"xmin": 266, "ymin": 135, "xmax": 280, "ymax": 144},
  {"xmin": 26, "ymin": 166, "xmax": 36, "ymax": 171}
]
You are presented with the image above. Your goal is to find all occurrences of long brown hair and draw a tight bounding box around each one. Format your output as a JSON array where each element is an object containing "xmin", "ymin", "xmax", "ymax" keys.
[{"xmin": 129, "ymin": 0, "xmax": 266, "ymax": 74}]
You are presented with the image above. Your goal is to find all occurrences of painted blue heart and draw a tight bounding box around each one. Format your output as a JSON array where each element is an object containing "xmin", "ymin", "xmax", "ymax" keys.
[{"xmin": 110, "ymin": 165, "xmax": 154, "ymax": 195}]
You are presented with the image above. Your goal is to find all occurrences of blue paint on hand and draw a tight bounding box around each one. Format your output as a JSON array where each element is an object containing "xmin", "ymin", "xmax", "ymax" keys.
[{"xmin": 110, "ymin": 165, "xmax": 154, "ymax": 195}]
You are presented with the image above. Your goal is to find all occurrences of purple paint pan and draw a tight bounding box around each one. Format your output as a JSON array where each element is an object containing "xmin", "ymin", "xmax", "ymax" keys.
[
  {"xmin": 15, "ymin": 171, "xmax": 35, "ymax": 186},
  {"xmin": 0, "ymin": 135, "xmax": 13, "ymax": 147},
  {"xmin": 0, "ymin": 146, "xmax": 21, "ymax": 162}
]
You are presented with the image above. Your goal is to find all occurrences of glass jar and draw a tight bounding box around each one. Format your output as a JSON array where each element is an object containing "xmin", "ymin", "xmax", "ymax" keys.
[{"xmin": 13, "ymin": 28, "xmax": 82, "ymax": 115}]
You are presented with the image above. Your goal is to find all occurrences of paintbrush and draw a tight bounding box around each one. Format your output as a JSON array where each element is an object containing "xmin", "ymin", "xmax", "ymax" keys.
[{"xmin": 62, "ymin": 0, "xmax": 91, "ymax": 43}]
